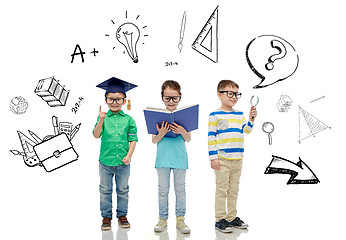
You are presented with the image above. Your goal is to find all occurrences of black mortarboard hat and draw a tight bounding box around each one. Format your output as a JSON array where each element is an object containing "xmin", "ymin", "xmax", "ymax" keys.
[{"xmin": 96, "ymin": 77, "xmax": 137, "ymax": 97}]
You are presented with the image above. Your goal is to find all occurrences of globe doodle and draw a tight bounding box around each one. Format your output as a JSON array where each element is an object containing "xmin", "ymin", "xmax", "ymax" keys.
[{"xmin": 9, "ymin": 96, "xmax": 29, "ymax": 114}]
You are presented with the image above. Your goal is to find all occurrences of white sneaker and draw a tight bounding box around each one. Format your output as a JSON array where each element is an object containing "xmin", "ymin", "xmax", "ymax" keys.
[
  {"xmin": 154, "ymin": 218, "xmax": 167, "ymax": 232},
  {"xmin": 176, "ymin": 216, "xmax": 190, "ymax": 234}
]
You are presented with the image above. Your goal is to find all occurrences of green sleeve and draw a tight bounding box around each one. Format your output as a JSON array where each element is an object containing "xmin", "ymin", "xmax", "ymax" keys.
[{"xmin": 127, "ymin": 117, "xmax": 138, "ymax": 142}]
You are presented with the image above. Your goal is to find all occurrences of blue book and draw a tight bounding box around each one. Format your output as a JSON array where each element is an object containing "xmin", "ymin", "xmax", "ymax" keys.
[{"xmin": 143, "ymin": 104, "xmax": 199, "ymax": 138}]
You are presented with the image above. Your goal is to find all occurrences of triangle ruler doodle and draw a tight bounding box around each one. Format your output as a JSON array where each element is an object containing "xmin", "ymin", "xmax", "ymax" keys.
[
  {"xmin": 298, "ymin": 106, "xmax": 331, "ymax": 143},
  {"xmin": 192, "ymin": 6, "xmax": 218, "ymax": 63}
]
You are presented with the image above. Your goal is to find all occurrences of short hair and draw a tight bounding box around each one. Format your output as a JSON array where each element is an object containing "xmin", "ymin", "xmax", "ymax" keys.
[
  {"xmin": 217, "ymin": 80, "xmax": 239, "ymax": 91},
  {"xmin": 161, "ymin": 80, "xmax": 181, "ymax": 96}
]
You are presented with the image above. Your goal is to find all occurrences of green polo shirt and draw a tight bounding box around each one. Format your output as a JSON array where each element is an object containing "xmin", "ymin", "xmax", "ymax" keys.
[{"xmin": 94, "ymin": 110, "xmax": 138, "ymax": 166}]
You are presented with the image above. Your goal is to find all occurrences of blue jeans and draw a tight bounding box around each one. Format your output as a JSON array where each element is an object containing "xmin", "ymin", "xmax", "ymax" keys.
[
  {"xmin": 99, "ymin": 162, "xmax": 130, "ymax": 219},
  {"xmin": 157, "ymin": 168, "xmax": 186, "ymax": 220}
]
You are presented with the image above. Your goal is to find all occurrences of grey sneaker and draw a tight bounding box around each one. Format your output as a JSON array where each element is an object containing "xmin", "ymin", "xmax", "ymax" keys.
[
  {"xmin": 154, "ymin": 218, "xmax": 167, "ymax": 232},
  {"xmin": 229, "ymin": 217, "xmax": 248, "ymax": 229},
  {"xmin": 176, "ymin": 216, "xmax": 190, "ymax": 234}
]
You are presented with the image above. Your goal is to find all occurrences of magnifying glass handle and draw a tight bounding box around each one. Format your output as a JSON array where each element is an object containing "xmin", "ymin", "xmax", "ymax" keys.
[{"xmin": 268, "ymin": 133, "xmax": 272, "ymax": 145}]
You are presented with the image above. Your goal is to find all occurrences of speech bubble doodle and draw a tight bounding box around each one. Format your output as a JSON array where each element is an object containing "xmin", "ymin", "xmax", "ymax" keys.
[{"xmin": 246, "ymin": 35, "xmax": 299, "ymax": 89}]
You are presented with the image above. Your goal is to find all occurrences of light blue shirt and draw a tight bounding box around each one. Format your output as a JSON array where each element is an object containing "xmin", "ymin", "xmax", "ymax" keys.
[{"xmin": 155, "ymin": 135, "xmax": 188, "ymax": 169}]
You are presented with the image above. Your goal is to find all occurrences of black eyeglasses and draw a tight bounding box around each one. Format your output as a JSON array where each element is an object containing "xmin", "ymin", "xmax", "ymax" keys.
[
  {"xmin": 219, "ymin": 91, "xmax": 242, "ymax": 99},
  {"xmin": 106, "ymin": 97, "xmax": 125, "ymax": 104},
  {"xmin": 162, "ymin": 95, "xmax": 181, "ymax": 103}
]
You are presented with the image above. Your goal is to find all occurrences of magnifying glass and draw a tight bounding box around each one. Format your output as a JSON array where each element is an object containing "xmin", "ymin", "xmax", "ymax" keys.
[
  {"xmin": 262, "ymin": 122, "xmax": 274, "ymax": 145},
  {"xmin": 250, "ymin": 95, "xmax": 259, "ymax": 120}
]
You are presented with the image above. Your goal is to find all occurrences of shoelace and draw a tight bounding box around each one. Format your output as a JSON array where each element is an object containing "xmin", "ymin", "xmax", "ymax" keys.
[
  {"xmin": 103, "ymin": 218, "xmax": 111, "ymax": 224},
  {"xmin": 157, "ymin": 219, "xmax": 166, "ymax": 227},
  {"xmin": 232, "ymin": 217, "xmax": 244, "ymax": 225},
  {"xmin": 177, "ymin": 220, "xmax": 187, "ymax": 228}
]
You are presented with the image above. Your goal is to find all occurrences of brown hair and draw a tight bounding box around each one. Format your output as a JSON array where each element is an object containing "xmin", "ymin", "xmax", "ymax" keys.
[
  {"xmin": 217, "ymin": 80, "xmax": 239, "ymax": 91},
  {"xmin": 161, "ymin": 80, "xmax": 181, "ymax": 96}
]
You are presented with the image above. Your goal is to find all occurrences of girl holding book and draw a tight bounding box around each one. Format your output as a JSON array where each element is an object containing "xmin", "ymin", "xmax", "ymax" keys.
[{"xmin": 152, "ymin": 80, "xmax": 191, "ymax": 234}]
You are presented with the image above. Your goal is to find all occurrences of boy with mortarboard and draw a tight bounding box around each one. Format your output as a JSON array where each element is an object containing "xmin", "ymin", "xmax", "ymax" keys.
[{"xmin": 93, "ymin": 77, "xmax": 138, "ymax": 231}]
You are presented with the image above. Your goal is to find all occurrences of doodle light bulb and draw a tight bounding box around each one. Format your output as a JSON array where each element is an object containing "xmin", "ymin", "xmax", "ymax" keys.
[{"xmin": 116, "ymin": 23, "xmax": 140, "ymax": 63}]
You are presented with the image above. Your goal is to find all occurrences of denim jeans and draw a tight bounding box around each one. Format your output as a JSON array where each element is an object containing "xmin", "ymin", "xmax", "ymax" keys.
[
  {"xmin": 157, "ymin": 168, "xmax": 186, "ymax": 220},
  {"xmin": 99, "ymin": 161, "xmax": 130, "ymax": 219}
]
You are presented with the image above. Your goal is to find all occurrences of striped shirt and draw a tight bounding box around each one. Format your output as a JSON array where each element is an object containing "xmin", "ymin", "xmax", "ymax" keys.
[{"xmin": 208, "ymin": 109, "xmax": 253, "ymax": 160}]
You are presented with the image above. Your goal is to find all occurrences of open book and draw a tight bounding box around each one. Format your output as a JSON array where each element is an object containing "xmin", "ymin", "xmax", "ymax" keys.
[{"xmin": 143, "ymin": 104, "xmax": 199, "ymax": 138}]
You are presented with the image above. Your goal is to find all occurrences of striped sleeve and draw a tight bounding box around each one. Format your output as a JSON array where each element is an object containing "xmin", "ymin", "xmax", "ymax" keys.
[
  {"xmin": 242, "ymin": 114, "xmax": 254, "ymax": 134},
  {"xmin": 208, "ymin": 113, "xmax": 218, "ymax": 160}
]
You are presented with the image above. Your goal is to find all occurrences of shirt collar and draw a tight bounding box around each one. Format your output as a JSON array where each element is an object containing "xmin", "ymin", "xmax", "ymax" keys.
[{"xmin": 107, "ymin": 109, "xmax": 125, "ymax": 117}]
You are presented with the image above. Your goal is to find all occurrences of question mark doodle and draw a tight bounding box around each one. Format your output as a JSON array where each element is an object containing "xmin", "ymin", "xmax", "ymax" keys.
[{"xmin": 265, "ymin": 40, "xmax": 287, "ymax": 71}]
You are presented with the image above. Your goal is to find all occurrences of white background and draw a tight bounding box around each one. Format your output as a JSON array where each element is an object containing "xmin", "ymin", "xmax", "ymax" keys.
[{"xmin": 1, "ymin": 0, "xmax": 345, "ymax": 239}]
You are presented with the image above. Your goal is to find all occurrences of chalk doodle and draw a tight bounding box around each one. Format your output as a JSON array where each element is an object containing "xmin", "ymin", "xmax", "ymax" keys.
[
  {"xmin": 192, "ymin": 6, "xmax": 218, "ymax": 63},
  {"xmin": 265, "ymin": 155, "xmax": 320, "ymax": 184},
  {"xmin": 298, "ymin": 106, "xmax": 331, "ymax": 143},
  {"xmin": 34, "ymin": 76, "xmax": 70, "ymax": 107},
  {"xmin": 106, "ymin": 11, "xmax": 148, "ymax": 63},
  {"xmin": 10, "ymin": 116, "xmax": 81, "ymax": 172},
  {"xmin": 9, "ymin": 96, "xmax": 29, "ymax": 114},
  {"xmin": 277, "ymin": 95, "xmax": 293, "ymax": 112},
  {"xmin": 246, "ymin": 35, "xmax": 299, "ymax": 89},
  {"xmin": 178, "ymin": 11, "xmax": 187, "ymax": 53}
]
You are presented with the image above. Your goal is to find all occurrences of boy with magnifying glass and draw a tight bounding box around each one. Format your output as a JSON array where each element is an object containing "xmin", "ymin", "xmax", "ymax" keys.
[{"xmin": 208, "ymin": 80, "xmax": 257, "ymax": 233}]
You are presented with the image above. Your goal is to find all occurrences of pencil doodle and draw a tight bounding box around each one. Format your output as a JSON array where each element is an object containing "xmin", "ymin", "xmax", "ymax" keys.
[
  {"xmin": 178, "ymin": 11, "xmax": 187, "ymax": 53},
  {"xmin": 277, "ymin": 95, "xmax": 293, "ymax": 112},
  {"xmin": 246, "ymin": 35, "xmax": 299, "ymax": 89},
  {"xmin": 9, "ymin": 96, "xmax": 29, "ymax": 114},
  {"xmin": 265, "ymin": 155, "xmax": 320, "ymax": 184},
  {"xmin": 106, "ymin": 11, "xmax": 148, "ymax": 63},
  {"xmin": 192, "ymin": 6, "xmax": 218, "ymax": 63},
  {"xmin": 298, "ymin": 106, "xmax": 331, "ymax": 143},
  {"xmin": 34, "ymin": 76, "xmax": 70, "ymax": 107},
  {"xmin": 10, "ymin": 116, "xmax": 81, "ymax": 172},
  {"xmin": 262, "ymin": 122, "xmax": 274, "ymax": 145},
  {"xmin": 310, "ymin": 96, "xmax": 325, "ymax": 103}
]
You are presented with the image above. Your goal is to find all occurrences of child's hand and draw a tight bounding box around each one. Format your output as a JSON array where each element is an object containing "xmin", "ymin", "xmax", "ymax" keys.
[
  {"xmin": 156, "ymin": 121, "xmax": 171, "ymax": 135},
  {"xmin": 122, "ymin": 155, "xmax": 131, "ymax": 165},
  {"xmin": 171, "ymin": 122, "xmax": 186, "ymax": 134},
  {"xmin": 249, "ymin": 106, "xmax": 257, "ymax": 121},
  {"xmin": 211, "ymin": 159, "xmax": 220, "ymax": 170},
  {"xmin": 99, "ymin": 105, "xmax": 107, "ymax": 120}
]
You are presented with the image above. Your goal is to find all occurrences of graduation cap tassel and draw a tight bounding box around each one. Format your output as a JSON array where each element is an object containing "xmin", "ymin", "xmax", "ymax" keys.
[
  {"xmin": 127, "ymin": 81, "xmax": 131, "ymax": 110},
  {"xmin": 127, "ymin": 99, "xmax": 131, "ymax": 110}
]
